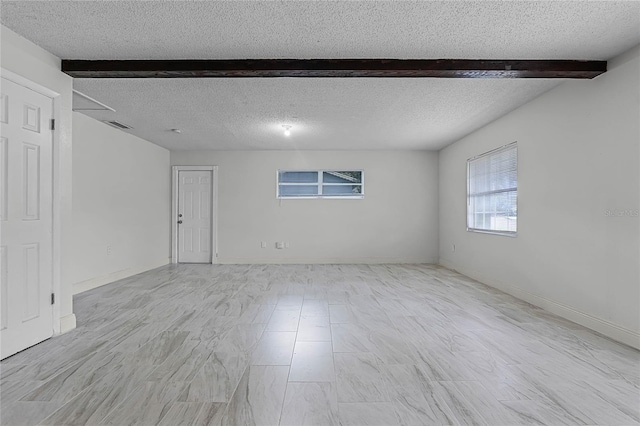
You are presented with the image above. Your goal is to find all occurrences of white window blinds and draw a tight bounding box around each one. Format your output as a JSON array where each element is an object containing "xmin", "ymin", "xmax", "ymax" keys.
[{"xmin": 467, "ymin": 143, "xmax": 518, "ymax": 235}]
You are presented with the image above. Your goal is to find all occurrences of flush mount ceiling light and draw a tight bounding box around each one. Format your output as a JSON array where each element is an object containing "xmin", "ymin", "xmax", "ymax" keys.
[
  {"xmin": 170, "ymin": 128, "xmax": 182, "ymax": 134},
  {"xmin": 282, "ymin": 125, "xmax": 292, "ymax": 137}
]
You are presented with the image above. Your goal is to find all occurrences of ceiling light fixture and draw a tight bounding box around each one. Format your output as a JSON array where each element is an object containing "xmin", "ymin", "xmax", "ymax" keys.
[
  {"xmin": 282, "ymin": 125, "xmax": 292, "ymax": 137},
  {"xmin": 170, "ymin": 128, "xmax": 182, "ymax": 134}
]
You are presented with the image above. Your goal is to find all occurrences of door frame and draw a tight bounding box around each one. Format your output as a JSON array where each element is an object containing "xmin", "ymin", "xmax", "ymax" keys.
[
  {"xmin": 171, "ymin": 165, "xmax": 218, "ymax": 264},
  {"xmin": 0, "ymin": 68, "xmax": 60, "ymax": 335}
]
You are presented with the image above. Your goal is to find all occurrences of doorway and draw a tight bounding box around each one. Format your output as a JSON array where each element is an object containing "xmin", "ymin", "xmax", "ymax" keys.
[
  {"xmin": 0, "ymin": 74, "xmax": 55, "ymax": 359},
  {"xmin": 171, "ymin": 166, "xmax": 217, "ymax": 264}
]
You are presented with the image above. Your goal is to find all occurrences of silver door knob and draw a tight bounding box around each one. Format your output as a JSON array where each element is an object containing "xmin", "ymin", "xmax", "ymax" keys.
[{"xmin": 177, "ymin": 220, "xmax": 183, "ymax": 224}]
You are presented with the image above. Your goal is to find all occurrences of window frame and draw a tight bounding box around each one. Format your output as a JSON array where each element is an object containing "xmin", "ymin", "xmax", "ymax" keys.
[
  {"xmin": 277, "ymin": 169, "xmax": 365, "ymax": 199},
  {"xmin": 466, "ymin": 142, "xmax": 518, "ymax": 237}
]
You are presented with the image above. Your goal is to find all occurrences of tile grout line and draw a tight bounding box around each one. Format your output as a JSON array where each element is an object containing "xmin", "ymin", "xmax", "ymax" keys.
[{"xmin": 277, "ymin": 291, "xmax": 304, "ymax": 426}]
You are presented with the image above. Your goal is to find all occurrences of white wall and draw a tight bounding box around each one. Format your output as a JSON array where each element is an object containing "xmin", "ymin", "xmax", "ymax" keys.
[
  {"xmin": 172, "ymin": 150, "xmax": 439, "ymax": 264},
  {"xmin": 71, "ymin": 113, "xmax": 171, "ymax": 293},
  {"xmin": 439, "ymin": 45, "xmax": 640, "ymax": 348},
  {"xmin": 1, "ymin": 25, "xmax": 75, "ymax": 332}
]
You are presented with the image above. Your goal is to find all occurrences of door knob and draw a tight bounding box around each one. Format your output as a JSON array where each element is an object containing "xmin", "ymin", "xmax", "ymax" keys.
[{"xmin": 177, "ymin": 220, "xmax": 183, "ymax": 224}]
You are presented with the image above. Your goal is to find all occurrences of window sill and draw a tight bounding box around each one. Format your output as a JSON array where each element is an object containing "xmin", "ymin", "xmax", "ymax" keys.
[
  {"xmin": 466, "ymin": 228, "xmax": 517, "ymax": 237},
  {"xmin": 278, "ymin": 196, "xmax": 364, "ymax": 200}
]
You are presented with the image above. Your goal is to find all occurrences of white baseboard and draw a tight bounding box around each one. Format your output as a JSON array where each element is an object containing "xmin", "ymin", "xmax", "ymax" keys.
[
  {"xmin": 72, "ymin": 258, "xmax": 170, "ymax": 294},
  {"xmin": 216, "ymin": 257, "xmax": 434, "ymax": 265},
  {"xmin": 59, "ymin": 313, "xmax": 76, "ymax": 334},
  {"xmin": 439, "ymin": 259, "xmax": 640, "ymax": 350}
]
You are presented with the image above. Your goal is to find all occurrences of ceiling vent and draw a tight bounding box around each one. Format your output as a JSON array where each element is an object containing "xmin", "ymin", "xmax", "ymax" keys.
[{"xmin": 103, "ymin": 120, "xmax": 133, "ymax": 130}]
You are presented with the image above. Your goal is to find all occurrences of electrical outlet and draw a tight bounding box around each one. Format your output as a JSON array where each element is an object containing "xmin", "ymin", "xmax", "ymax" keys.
[
  {"xmin": 284, "ymin": 242, "xmax": 290, "ymax": 248},
  {"xmin": 107, "ymin": 245, "xmax": 112, "ymax": 256},
  {"xmin": 261, "ymin": 241, "xmax": 267, "ymax": 248},
  {"xmin": 275, "ymin": 242, "xmax": 284, "ymax": 249}
]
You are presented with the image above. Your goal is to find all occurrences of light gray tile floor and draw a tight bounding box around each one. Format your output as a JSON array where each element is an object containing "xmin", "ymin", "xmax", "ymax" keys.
[{"xmin": 1, "ymin": 263, "xmax": 639, "ymax": 425}]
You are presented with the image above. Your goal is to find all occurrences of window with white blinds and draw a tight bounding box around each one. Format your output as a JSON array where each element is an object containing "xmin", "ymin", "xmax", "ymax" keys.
[{"xmin": 467, "ymin": 143, "xmax": 517, "ymax": 235}]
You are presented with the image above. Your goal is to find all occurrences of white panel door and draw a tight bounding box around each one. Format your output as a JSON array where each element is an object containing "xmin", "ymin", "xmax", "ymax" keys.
[
  {"xmin": 0, "ymin": 77, "xmax": 54, "ymax": 359},
  {"xmin": 178, "ymin": 170, "xmax": 212, "ymax": 263}
]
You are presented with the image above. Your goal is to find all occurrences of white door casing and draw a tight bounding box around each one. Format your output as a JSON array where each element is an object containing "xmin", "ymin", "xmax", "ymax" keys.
[
  {"xmin": 177, "ymin": 170, "xmax": 212, "ymax": 263},
  {"xmin": 0, "ymin": 77, "xmax": 54, "ymax": 359}
]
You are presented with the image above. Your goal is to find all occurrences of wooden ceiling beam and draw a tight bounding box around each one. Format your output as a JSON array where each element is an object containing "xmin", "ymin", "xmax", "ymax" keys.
[{"xmin": 61, "ymin": 59, "xmax": 606, "ymax": 79}]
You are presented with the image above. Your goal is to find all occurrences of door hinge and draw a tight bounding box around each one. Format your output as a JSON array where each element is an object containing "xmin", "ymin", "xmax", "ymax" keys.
[
  {"xmin": 50, "ymin": 119, "xmax": 55, "ymax": 130},
  {"xmin": 51, "ymin": 293, "xmax": 55, "ymax": 305}
]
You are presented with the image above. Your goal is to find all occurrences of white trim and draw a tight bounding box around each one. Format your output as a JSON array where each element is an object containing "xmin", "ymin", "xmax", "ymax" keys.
[
  {"xmin": 59, "ymin": 314, "xmax": 76, "ymax": 334},
  {"xmin": 1, "ymin": 68, "xmax": 63, "ymax": 335},
  {"xmin": 0, "ymin": 69, "xmax": 59, "ymax": 98},
  {"xmin": 277, "ymin": 196, "xmax": 365, "ymax": 200},
  {"xmin": 439, "ymin": 259, "xmax": 640, "ymax": 350},
  {"xmin": 72, "ymin": 89, "xmax": 115, "ymax": 112},
  {"xmin": 467, "ymin": 228, "xmax": 518, "ymax": 238},
  {"xmin": 72, "ymin": 258, "xmax": 170, "ymax": 294},
  {"xmin": 217, "ymin": 258, "xmax": 434, "ymax": 265},
  {"xmin": 467, "ymin": 141, "xmax": 518, "ymax": 161},
  {"xmin": 171, "ymin": 166, "xmax": 218, "ymax": 264},
  {"xmin": 213, "ymin": 166, "xmax": 218, "ymax": 261},
  {"xmin": 51, "ymin": 86, "xmax": 63, "ymax": 335}
]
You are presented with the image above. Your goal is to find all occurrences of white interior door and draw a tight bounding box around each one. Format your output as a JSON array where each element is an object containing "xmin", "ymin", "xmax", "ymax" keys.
[
  {"xmin": 0, "ymin": 77, "xmax": 54, "ymax": 359},
  {"xmin": 178, "ymin": 170, "xmax": 212, "ymax": 263}
]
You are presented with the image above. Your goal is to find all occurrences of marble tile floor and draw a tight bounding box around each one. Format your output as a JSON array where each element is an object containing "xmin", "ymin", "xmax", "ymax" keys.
[{"xmin": 1, "ymin": 264, "xmax": 639, "ymax": 426}]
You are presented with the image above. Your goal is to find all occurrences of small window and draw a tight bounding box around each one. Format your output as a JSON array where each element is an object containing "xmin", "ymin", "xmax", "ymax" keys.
[
  {"xmin": 278, "ymin": 170, "xmax": 364, "ymax": 199},
  {"xmin": 467, "ymin": 143, "xmax": 517, "ymax": 235}
]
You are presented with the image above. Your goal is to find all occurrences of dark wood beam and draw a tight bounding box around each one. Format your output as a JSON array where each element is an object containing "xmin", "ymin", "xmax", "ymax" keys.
[{"xmin": 61, "ymin": 59, "xmax": 606, "ymax": 79}]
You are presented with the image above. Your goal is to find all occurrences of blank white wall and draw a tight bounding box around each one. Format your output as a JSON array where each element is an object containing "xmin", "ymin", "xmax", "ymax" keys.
[
  {"xmin": 171, "ymin": 150, "xmax": 439, "ymax": 263},
  {"xmin": 439, "ymin": 45, "xmax": 640, "ymax": 348},
  {"xmin": 1, "ymin": 25, "xmax": 75, "ymax": 332},
  {"xmin": 71, "ymin": 113, "xmax": 170, "ymax": 293}
]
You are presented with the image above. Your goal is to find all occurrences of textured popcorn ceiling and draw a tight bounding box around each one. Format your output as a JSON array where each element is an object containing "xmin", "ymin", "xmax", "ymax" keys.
[
  {"xmin": 2, "ymin": 1, "xmax": 639, "ymax": 150},
  {"xmin": 72, "ymin": 78, "xmax": 563, "ymax": 151}
]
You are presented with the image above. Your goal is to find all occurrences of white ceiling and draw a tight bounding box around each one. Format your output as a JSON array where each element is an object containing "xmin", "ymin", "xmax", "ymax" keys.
[{"xmin": 2, "ymin": 1, "xmax": 639, "ymax": 151}]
